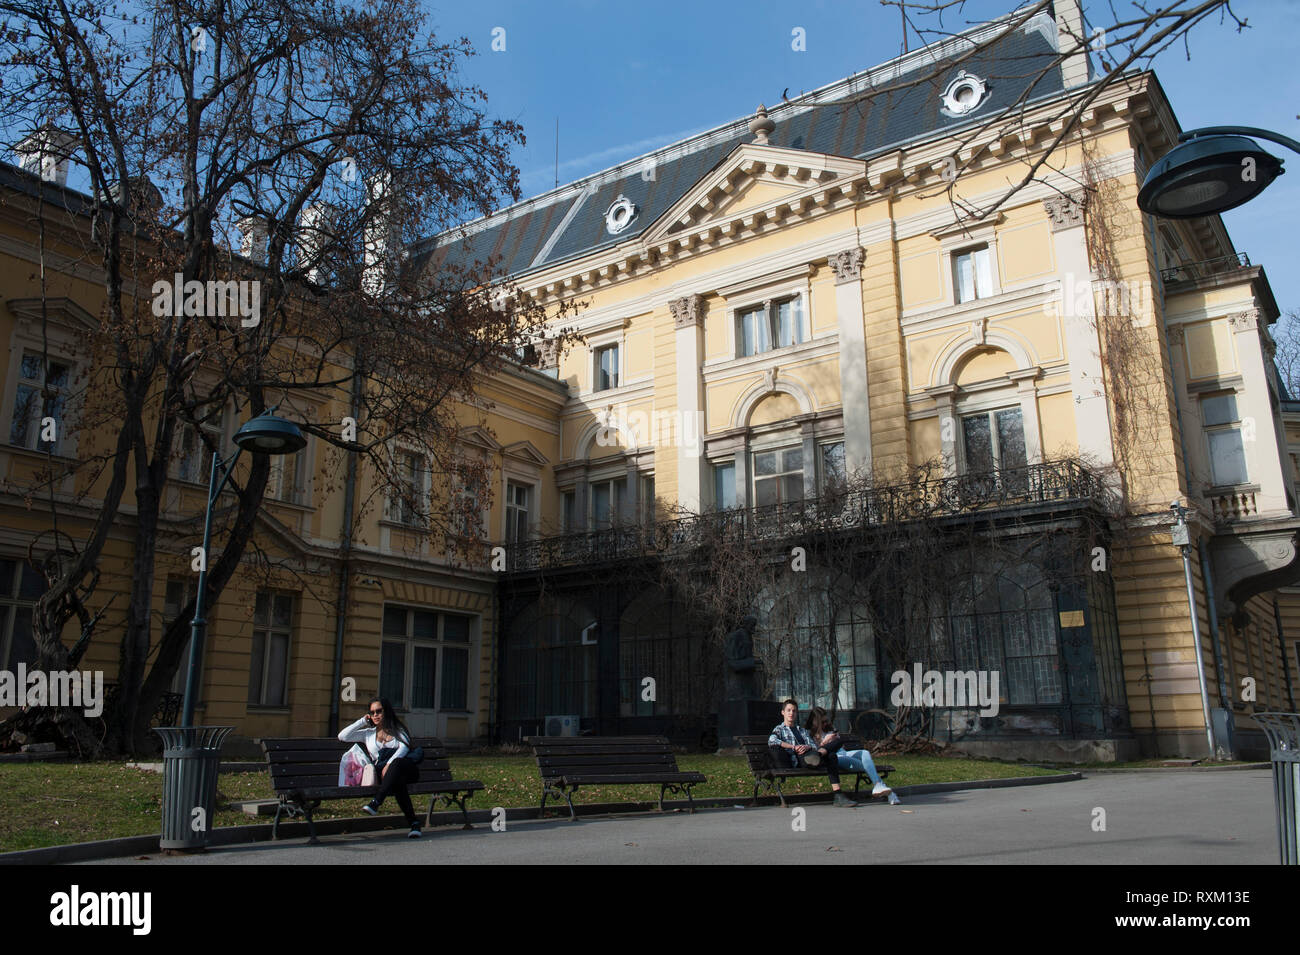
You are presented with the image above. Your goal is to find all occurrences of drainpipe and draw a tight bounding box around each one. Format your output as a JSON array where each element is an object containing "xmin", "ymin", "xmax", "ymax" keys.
[
  {"xmin": 1172, "ymin": 502, "xmax": 1216, "ymax": 757},
  {"xmin": 329, "ymin": 360, "xmax": 364, "ymax": 736},
  {"xmin": 1274, "ymin": 597, "xmax": 1297, "ymax": 711},
  {"xmin": 1199, "ymin": 543, "xmax": 1232, "ymax": 707}
]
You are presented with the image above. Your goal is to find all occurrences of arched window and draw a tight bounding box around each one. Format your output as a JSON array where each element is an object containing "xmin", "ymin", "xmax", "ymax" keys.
[
  {"xmin": 618, "ymin": 589, "xmax": 716, "ymax": 717},
  {"xmin": 502, "ymin": 596, "xmax": 597, "ymax": 721}
]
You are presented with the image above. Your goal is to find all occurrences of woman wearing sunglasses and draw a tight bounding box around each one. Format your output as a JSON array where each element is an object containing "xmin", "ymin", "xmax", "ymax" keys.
[{"xmin": 338, "ymin": 697, "xmax": 423, "ymax": 838}]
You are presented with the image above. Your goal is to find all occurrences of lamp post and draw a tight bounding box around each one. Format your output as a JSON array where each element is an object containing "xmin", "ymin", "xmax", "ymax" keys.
[
  {"xmin": 1171, "ymin": 501, "xmax": 1217, "ymax": 758},
  {"xmin": 158, "ymin": 411, "xmax": 305, "ymax": 851},
  {"xmin": 1137, "ymin": 126, "xmax": 1296, "ymax": 219},
  {"xmin": 181, "ymin": 412, "xmax": 306, "ymax": 726}
]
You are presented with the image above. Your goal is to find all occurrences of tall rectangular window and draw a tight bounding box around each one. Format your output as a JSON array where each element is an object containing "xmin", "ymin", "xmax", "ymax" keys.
[
  {"xmin": 267, "ymin": 443, "xmax": 307, "ymax": 505},
  {"xmin": 382, "ymin": 605, "xmax": 474, "ymax": 713},
  {"xmin": 591, "ymin": 477, "xmax": 626, "ymax": 529},
  {"xmin": 819, "ymin": 441, "xmax": 846, "ymax": 493},
  {"xmin": 953, "ymin": 245, "xmax": 993, "ymax": 303},
  {"xmin": 736, "ymin": 295, "xmax": 804, "ymax": 357},
  {"xmin": 506, "ymin": 481, "xmax": 532, "ymax": 542},
  {"xmin": 174, "ymin": 409, "xmax": 227, "ymax": 484},
  {"xmin": 0, "ymin": 557, "xmax": 42, "ymax": 671},
  {"xmin": 248, "ymin": 592, "xmax": 294, "ymax": 707},
  {"xmin": 561, "ymin": 490, "xmax": 576, "ymax": 533},
  {"xmin": 753, "ymin": 446, "xmax": 804, "ymax": 507},
  {"xmin": 961, "ymin": 407, "xmax": 1026, "ymax": 473},
  {"xmin": 640, "ymin": 474, "xmax": 656, "ymax": 524},
  {"xmin": 9, "ymin": 353, "xmax": 70, "ymax": 454},
  {"xmin": 393, "ymin": 452, "xmax": 428, "ymax": 526},
  {"xmin": 1203, "ymin": 393, "xmax": 1249, "ymax": 486},
  {"xmin": 714, "ymin": 462, "xmax": 736, "ymax": 509},
  {"xmin": 595, "ymin": 344, "xmax": 619, "ymax": 391}
]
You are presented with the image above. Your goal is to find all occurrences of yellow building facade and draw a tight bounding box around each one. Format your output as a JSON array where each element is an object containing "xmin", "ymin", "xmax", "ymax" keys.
[{"xmin": 2, "ymin": 5, "xmax": 1295, "ymax": 759}]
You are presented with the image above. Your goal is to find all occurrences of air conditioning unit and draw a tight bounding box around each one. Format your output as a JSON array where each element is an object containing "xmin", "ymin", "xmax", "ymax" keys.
[{"xmin": 545, "ymin": 715, "xmax": 580, "ymax": 737}]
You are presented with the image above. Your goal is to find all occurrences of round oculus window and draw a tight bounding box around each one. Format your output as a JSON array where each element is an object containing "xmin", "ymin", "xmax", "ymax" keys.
[
  {"xmin": 942, "ymin": 72, "xmax": 987, "ymax": 116},
  {"xmin": 604, "ymin": 195, "xmax": 638, "ymax": 235}
]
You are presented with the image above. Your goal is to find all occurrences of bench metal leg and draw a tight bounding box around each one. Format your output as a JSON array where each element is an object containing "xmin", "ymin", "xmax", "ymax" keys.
[
  {"xmin": 658, "ymin": 782, "xmax": 698, "ymax": 813},
  {"xmin": 774, "ymin": 776, "xmax": 788, "ymax": 808},
  {"xmin": 562, "ymin": 786, "xmax": 578, "ymax": 821},
  {"xmin": 442, "ymin": 791, "xmax": 474, "ymax": 830},
  {"xmin": 273, "ymin": 801, "xmax": 285, "ymax": 840}
]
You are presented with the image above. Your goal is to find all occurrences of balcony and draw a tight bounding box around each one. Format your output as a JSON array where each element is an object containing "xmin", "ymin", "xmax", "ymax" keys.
[
  {"xmin": 1159, "ymin": 252, "xmax": 1251, "ymax": 285},
  {"xmin": 507, "ymin": 460, "xmax": 1102, "ymax": 573}
]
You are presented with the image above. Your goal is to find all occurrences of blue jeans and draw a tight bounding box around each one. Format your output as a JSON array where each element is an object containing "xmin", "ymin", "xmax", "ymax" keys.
[{"xmin": 835, "ymin": 748, "xmax": 884, "ymax": 786}]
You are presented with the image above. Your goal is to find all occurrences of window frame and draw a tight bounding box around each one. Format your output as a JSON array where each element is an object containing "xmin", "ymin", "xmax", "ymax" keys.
[
  {"xmin": 8, "ymin": 350, "xmax": 73, "ymax": 455},
  {"xmin": 732, "ymin": 292, "xmax": 808, "ymax": 358},
  {"xmin": 951, "ymin": 244, "xmax": 995, "ymax": 304},
  {"xmin": 1201, "ymin": 391, "xmax": 1250, "ymax": 488},
  {"xmin": 380, "ymin": 605, "xmax": 476, "ymax": 714},
  {"xmin": 248, "ymin": 590, "xmax": 295, "ymax": 708},
  {"xmin": 505, "ymin": 479, "xmax": 533, "ymax": 543},
  {"xmin": 0, "ymin": 557, "xmax": 42, "ymax": 672},
  {"xmin": 594, "ymin": 342, "xmax": 620, "ymax": 392},
  {"xmin": 958, "ymin": 405, "xmax": 1027, "ymax": 475},
  {"xmin": 389, "ymin": 447, "xmax": 431, "ymax": 527}
]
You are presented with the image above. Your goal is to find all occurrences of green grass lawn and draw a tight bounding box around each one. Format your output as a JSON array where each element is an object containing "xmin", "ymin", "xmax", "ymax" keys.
[{"xmin": 0, "ymin": 753, "xmax": 1064, "ymax": 853}]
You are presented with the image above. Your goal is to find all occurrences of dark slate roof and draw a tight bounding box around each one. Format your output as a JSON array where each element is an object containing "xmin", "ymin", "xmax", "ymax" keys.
[{"xmin": 420, "ymin": 8, "xmax": 1073, "ymax": 281}]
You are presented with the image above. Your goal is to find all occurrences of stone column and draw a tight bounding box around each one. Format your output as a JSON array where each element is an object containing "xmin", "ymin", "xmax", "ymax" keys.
[
  {"xmin": 926, "ymin": 384, "xmax": 959, "ymax": 476},
  {"xmin": 830, "ymin": 248, "xmax": 873, "ymax": 476},
  {"xmin": 1231, "ymin": 309, "xmax": 1289, "ymax": 516},
  {"xmin": 671, "ymin": 294, "xmax": 705, "ymax": 511},
  {"xmin": 1045, "ymin": 191, "xmax": 1116, "ymax": 478}
]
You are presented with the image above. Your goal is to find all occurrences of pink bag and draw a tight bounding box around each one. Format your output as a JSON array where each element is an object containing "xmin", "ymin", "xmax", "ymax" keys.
[{"xmin": 339, "ymin": 745, "xmax": 370, "ymax": 787}]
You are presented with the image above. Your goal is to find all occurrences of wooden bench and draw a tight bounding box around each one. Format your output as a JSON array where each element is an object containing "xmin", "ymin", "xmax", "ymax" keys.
[
  {"xmin": 525, "ymin": 735, "xmax": 707, "ymax": 820},
  {"xmin": 261, "ymin": 737, "xmax": 484, "ymax": 842},
  {"xmin": 737, "ymin": 734, "xmax": 894, "ymax": 807}
]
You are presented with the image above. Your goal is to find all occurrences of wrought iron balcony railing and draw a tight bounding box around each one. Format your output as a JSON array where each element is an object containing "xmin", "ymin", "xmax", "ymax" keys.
[
  {"xmin": 1160, "ymin": 252, "xmax": 1251, "ymax": 285},
  {"xmin": 507, "ymin": 459, "xmax": 1101, "ymax": 573}
]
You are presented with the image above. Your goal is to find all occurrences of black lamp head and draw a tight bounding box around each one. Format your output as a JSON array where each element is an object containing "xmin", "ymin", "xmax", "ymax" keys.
[
  {"xmin": 1138, "ymin": 133, "xmax": 1284, "ymax": 219},
  {"xmin": 233, "ymin": 414, "xmax": 307, "ymax": 455}
]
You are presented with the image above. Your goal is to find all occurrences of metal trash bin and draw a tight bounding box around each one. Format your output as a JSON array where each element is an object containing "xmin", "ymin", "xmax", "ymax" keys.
[
  {"xmin": 1253, "ymin": 712, "xmax": 1300, "ymax": 865},
  {"xmin": 153, "ymin": 726, "xmax": 233, "ymax": 850}
]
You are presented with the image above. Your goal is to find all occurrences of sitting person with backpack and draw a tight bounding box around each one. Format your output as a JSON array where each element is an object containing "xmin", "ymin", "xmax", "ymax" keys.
[
  {"xmin": 768, "ymin": 698, "xmax": 856, "ymax": 807},
  {"xmin": 806, "ymin": 705, "xmax": 899, "ymax": 804},
  {"xmin": 338, "ymin": 697, "xmax": 423, "ymax": 838}
]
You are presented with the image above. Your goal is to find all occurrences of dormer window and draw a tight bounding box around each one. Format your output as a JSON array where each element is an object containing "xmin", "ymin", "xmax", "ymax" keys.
[{"xmin": 942, "ymin": 72, "xmax": 988, "ymax": 116}]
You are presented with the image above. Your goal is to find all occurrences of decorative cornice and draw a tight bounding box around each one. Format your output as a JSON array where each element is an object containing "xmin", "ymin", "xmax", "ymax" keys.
[
  {"xmin": 1229, "ymin": 310, "xmax": 1259, "ymax": 332},
  {"xmin": 828, "ymin": 248, "xmax": 864, "ymax": 285},
  {"xmin": 669, "ymin": 294, "xmax": 703, "ymax": 329},
  {"xmin": 1042, "ymin": 190, "xmax": 1088, "ymax": 231}
]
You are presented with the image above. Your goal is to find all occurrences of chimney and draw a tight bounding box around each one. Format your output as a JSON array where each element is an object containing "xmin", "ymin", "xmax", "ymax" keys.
[
  {"xmin": 238, "ymin": 216, "xmax": 269, "ymax": 264},
  {"xmin": 1053, "ymin": 0, "xmax": 1091, "ymax": 90},
  {"xmin": 15, "ymin": 126, "xmax": 77, "ymax": 187},
  {"xmin": 296, "ymin": 201, "xmax": 337, "ymax": 283}
]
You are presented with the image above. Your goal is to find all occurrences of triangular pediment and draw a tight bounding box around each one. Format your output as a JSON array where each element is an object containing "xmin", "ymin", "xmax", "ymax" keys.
[
  {"xmin": 459, "ymin": 425, "xmax": 501, "ymax": 453},
  {"xmin": 642, "ymin": 143, "xmax": 866, "ymax": 245},
  {"xmin": 501, "ymin": 439, "xmax": 549, "ymax": 467}
]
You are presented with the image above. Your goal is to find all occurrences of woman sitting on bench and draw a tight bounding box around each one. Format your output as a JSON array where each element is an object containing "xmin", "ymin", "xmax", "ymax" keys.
[
  {"xmin": 806, "ymin": 706, "xmax": 899, "ymax": 804},
  {"xmin": 339, "ymin": 698, "xmax": 423, "ymax": 838}
]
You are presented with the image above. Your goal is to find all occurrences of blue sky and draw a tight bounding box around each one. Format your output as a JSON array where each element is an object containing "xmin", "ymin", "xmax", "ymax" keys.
[{"xmin": 427, "ymin": 0, "xmax": 1300, "ymax": 315}]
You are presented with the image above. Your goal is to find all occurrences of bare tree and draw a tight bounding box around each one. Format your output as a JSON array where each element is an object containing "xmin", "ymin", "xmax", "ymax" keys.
[{"xmin": 0, "ymin": 0, "xmax": 565, "ymax": 753}]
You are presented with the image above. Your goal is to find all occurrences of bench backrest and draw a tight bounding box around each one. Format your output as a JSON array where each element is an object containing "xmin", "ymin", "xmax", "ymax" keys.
[
  {"xmin": 524, "ymin": 735, "xmax": 683, "ymax": 781},
  {"xmin": 261, "ymin": 737, "xmax": 454, "ymax": 792},
  {"xmin": 736, "ymin": 733, "xmax": 870, "ymax": 773}
]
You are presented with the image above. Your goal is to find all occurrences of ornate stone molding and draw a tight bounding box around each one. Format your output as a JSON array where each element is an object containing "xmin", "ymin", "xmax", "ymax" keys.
[
  {"xmin": 828, "ymin": 248, "xmax": 864, "ymax": 285},
  {"xmin": 669, "ymin": 294, "xmax": 703, "ymax": 329},
  {"xmin": 1166, "ymin": 324, "xmax": 1186, "ymax": 346},
  {"xmin": 1042, "ymin": 190, "xmax": 1087, "ymax": 232},
  {"xmin": 537, "ymin": 337, "xmax": 561, "ymax": 369},
  {"xmin": 1228, "ymin": 310, "xmax": 1258, "ymax": 332}
]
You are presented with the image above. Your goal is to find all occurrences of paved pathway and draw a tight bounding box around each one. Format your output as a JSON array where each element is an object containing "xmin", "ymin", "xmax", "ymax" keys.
[{"xmin": 93, "ymin": 770, "xmax": 1277, "ymax": 865}]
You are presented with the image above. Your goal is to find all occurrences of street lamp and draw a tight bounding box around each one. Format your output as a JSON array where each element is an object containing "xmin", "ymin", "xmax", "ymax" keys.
[
  {"xmin": 1171, "ymin": 501, "xmax": 1216, "ymax": 759},
  {"xmin": 156, "ymin": 411, "xmax": 304, "ymax": 852},
  {"xmin": 1137, "ymin": 126, "xmax": 1295, "ymax": 219},
  {"xmin": 180, "ymin": 412, "xmax": 306, "ymax": 727}
]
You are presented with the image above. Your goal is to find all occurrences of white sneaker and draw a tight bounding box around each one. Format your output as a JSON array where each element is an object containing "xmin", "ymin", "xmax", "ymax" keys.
[
  {"xmin": 872, "ymin": 781, "xmax": 893, "ymax": 797},
  {"xmin": 407, "ymin": 827, "xmax": 422, "ymax": 839}
]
